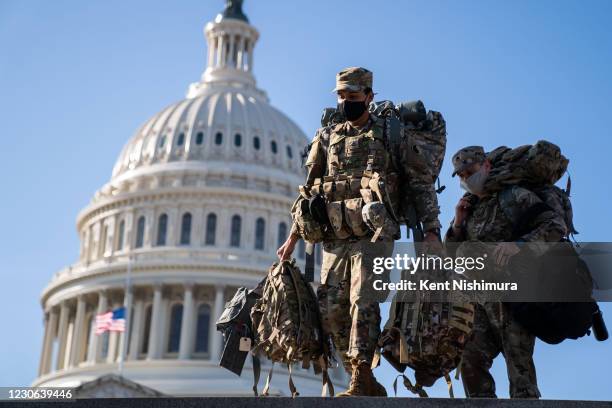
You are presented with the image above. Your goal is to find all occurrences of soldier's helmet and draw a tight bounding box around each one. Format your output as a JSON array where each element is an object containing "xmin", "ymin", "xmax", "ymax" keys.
[
  {"xmin": 332, "ymin": 67, "xmax": 373, "ymax": 93},
  {"xmin": 451, "ymin": 146, "xmax": 486, "ymax": 177}
]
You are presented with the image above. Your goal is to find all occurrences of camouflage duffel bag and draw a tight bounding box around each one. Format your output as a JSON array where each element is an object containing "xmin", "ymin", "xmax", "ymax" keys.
[
  {"xmin": 379, "ymin": 287, "xmax": 474, "ymax": 398},
  {"xmin": 251, "ymin": 258, "xmax": 334, "ymax": 397}
]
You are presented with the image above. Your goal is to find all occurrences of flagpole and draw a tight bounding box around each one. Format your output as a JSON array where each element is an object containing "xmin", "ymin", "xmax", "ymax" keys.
[{"xmin": 118, "ymin": 254, "xmax": 133, "ymax": 377}]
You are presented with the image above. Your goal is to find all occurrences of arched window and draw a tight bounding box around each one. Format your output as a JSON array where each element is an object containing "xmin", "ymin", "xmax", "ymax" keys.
[
  {"xmin": 177, "ymin": 133, "xmax": 185, "ymax": 146},
  {"xmin": 180, "ymin": 212, "xmax": 192, "ymax": 245},
  {"xmin": 215, "ymin": 132, "xmax": 223, "ymax": 145},
  {"xmin": 230, "ymin": 215, "xmax": 241, "ymax": 247},
  {"xmin": 205, "ymin": 213, "xmax": 217, "ymax": 246},
  {"xmin": 234, "ymin": 133, "xmax": 242, "ymax": 147},
  {"xmin": 159, "ymin": 135, "xmax": 166, "ymax": 148},
  {"xmin": 141, "ymin": 305, "xmax": 152, "ymax": 354},
  {"xmin": 277, "ymin": 222, "xmax": 287, "ymax": 249},
  {"xmin": 135, "ymin": 216, "xmax": 145, "ymax": 248},
  {"xmin": 270, "ymin": 140, "xmax": 278, "ymax": 154},
  {"xmin": 167, "ymin": 303, "xmax": 183, "ymax": 353},
  {"xmin": 255, "ymin": 217, "xmax": 265, "ymax": 250},
  {"xmin": 99, "ymin": 225, "xmax": 108, "ymax": 257},
  {"xmin": 194, "ymin": 304, "xmax": 210, "ymax": 353},
  {"xmin": 298, "ymin": 239, "xmax": 306, "ymax": 260},
  {"xmin": 286, "ymin": 145, "xmax": 293, "ymax": 159},
  {"xmin": 116, "ymin": 220, "xmax": 125, "ymax": 251},
  {"xmin": 196, "ymin": 131, "xmax": 204, "ymax": 145},
  {"xmin": 253, "ymin": 136, "xmax": 260, "ymax": 150},
  {"xmin": 156, "ymin": 213, "xmax": 168, "ymax": 246}
]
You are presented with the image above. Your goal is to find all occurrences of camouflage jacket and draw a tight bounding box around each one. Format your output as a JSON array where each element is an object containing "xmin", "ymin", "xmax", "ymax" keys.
[
  {"xmin": 290, "ymin": 114, "xmax": 441, "ymax": 237},
  {"xmin": 445, "ymin": 185, "xmax": 566, "ymax": 246}
]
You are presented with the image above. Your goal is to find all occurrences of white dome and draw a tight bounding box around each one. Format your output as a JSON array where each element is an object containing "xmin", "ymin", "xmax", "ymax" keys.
[{"xmin": 111, "ymin": 87, "xmax": 308, "ymax": 182}]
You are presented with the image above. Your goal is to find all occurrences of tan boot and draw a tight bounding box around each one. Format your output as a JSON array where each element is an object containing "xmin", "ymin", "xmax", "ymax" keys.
[{"xmin": 336, "ymin": 359, "xmax": 388, "ymax": 397}]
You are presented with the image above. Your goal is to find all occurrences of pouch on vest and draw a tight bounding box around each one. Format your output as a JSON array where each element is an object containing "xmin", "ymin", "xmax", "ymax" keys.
[
  {"xmin": 343, "ymin": 197, "xmax": 369, "ymax": 237},
  {"xmin": 326, "ymin": 200, "xmax": 351, "ymax": 239},
  {"xmin": 291, "ymin": 196, "xmax": 326, "ymax": 243}
]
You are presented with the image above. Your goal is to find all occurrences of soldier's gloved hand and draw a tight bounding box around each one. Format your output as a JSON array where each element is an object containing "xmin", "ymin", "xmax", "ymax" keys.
[
  {"xmin": 277, "ymin": 233, "xmax": 299, "ymax": 261},
  {"xmin": 492, "ymin": 242, "xmax": 521, "ymax": 266}
]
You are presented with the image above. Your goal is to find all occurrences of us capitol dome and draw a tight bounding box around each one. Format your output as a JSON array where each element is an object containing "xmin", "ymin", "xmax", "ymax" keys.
[{"xmin": 33, "ymin": 0, "xmax": 347, "ymax": 396}]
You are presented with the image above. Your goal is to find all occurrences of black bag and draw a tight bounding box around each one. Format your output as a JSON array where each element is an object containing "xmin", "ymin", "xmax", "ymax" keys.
[
  {"xmin": 216, "ymin": 285, "xmax": 262, "ymax": 379},
  {"xmin": 508, "ymin": 241, "xmax": 603, "ymax": 344}
]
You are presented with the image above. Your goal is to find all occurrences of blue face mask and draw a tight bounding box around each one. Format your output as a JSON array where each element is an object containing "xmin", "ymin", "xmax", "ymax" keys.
[{"xmin": 460, "ymin": 166, "xmax": 488, "ymax": 195}]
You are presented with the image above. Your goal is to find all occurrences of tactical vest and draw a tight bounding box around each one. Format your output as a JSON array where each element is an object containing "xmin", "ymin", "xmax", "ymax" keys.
[{"xmin": 308, "ymin": 117, "xmax": 401, "ymax": 241}]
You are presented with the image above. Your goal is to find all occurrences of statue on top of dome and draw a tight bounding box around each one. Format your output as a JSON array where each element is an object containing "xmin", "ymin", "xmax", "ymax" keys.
[{"xmin": 219, "ymin": 0, "xmax": 248, "ymax": 23}]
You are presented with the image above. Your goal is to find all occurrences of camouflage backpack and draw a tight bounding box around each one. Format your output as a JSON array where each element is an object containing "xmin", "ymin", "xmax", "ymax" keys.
[
  {"xmin": 317, "ymin": 100, "xmax": 447, "ymax": 238},
  {"xmin": 250, "ymin": 258, "xmax": 334, "ymax": 397},
  {"xmin": 379, "ymin": 271, "xmax": 475, "ymax": 398},
  {"xmin": 484, "ymin": 140, "xmax": 576, "ymax": 236}
]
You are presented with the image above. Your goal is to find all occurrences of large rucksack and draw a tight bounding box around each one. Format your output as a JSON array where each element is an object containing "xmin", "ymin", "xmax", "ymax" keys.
[
  {"xmin": 318, "ymin": 100, "xmax": 447, "ymax": 238},
  {"xmin": 379, "ymin": 269, "xmax": 475, "ymax": 398},
  {"xmin": 483, "ymin": 140, "xmax": 607, "ymax": 344},
  {"xmin": 250, "ymin": 258, "xmax": 334, "ymax": 397},
  {"xmin": 485, "ymin": 140, "xmax": 577, "ymax": 236}
]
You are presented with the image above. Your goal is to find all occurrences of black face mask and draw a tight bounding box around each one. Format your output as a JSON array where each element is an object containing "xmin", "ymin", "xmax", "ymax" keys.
[{"xmin": 339, "ymin": 99, "xmax": 368, "ymax": 121}]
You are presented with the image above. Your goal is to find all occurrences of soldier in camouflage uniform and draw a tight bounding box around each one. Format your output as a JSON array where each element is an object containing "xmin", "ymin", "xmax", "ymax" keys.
[
  {"xmin": 277, "ymin": 67, "xmax": 442, "ymax": 396},
  {"xmin": 445, "ymin": 146, "xmax": 567, "ymax": 399}
]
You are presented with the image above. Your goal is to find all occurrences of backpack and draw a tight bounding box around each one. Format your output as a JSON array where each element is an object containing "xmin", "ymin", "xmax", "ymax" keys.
[
  {"xmin": 216, "ymin": 283, "xmax": 264, "ymax": 395},
  {"xmin": 318, "ymin": 100, "xmax": 447, "ymax": 237},
  {"xmin": 379, "ymin": 270, "xmax": 475, "ymax": 398},
  {"xmin": 486, "ymin": 141, "xmax": 607, "ymax": 344},
  {"xmin": 250, "ymin": 258, "xmax": 334, "ymax": 397},
  {"xmin": 485, "ymin": 140, "xmax": 577, "ymax": 236}
]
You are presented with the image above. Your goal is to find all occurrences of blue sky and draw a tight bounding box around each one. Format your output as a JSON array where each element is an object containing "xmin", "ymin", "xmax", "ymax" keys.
[{"xmin": 1, "ymin": 0, "xmax": 611, "ymax": 400}]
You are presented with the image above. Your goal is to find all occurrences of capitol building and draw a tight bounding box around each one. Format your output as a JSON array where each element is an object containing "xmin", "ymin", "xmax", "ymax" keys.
[{"xmin": 32, "ymin": 1, "xmax": 346, "ymax": 397}]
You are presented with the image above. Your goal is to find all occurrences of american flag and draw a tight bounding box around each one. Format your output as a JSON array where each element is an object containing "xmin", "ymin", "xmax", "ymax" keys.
[{"xmin": 95, "ymin": 307, "xmax": 126, "ymax": 335}]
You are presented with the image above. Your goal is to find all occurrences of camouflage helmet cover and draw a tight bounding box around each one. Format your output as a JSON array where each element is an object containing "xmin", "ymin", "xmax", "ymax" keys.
[
  {"xmin": 451, "ymin": 146, "xmax": 486, "ymax": 177},
  {"xmin": 332, "ymin": 67, "xmax": 373, "ymax": 93}
]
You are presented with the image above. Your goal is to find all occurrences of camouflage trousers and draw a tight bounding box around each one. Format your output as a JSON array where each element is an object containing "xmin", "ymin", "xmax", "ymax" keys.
[
  {"xmin": 317, "ymin": 237, "xmax": 394, "ymax": 373},
  {"xmin": 461, "ymin": 302, "xmax": 541, "ymax": 399}
]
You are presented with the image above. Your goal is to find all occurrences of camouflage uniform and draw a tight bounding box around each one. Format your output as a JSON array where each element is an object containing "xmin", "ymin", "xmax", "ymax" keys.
[
  {"xmin": 445, "ymin": 146, "xmax": 567, "ymax": 398},
  {"xmin": 289, "ymin": 67, "xmax": 441, "ymax": 371}
]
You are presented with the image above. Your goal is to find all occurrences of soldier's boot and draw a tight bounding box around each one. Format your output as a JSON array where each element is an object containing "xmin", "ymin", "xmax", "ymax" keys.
[{"xmin": 336, "ymin": 359, "xmax": 387, "ymax": 397}]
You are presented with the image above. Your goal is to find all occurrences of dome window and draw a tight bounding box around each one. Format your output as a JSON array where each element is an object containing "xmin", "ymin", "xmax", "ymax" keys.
[
  {"xmin": 159, "ymin": 136, "xmax": 166, "ymax": 148},
  {"xmin": 195, "ymin": 304, "xmax": 210, "ymax": 353},
  {"xmin": 277, "ymin": 222, "xmax": 287, "ymax": 249},
  {"xmin": 215, "ymin": 132, "xmax": 223, "ymax": 145},
  {"xmin": 196, "ymin": 132, "xmax": 204, "ymax": 145},
  {"xmin": 156, "ymin": 213, "xmax": 168, "ymax": 246},
  {"xmin": 180, "ymin": 212, "xmax": 192, "ymax": 245},
  {"xmin": 205, "ymin": 213, "xmax": 217, "ymax": 245},
  {"xmin": 167, "ymin": 304, "xmax": 183, "ymax": 353},
  {"xmin": 135, "ymin": 216, "xmax": 145, "ymax": 248},
  {"xmin": 177, "ymin": 133, "xmax": 185, "ymax": 146},
  {"xmin": 141, "ymin": 305, "xmax": 152, "ymax": 354},
  {"xmin": 271, "ymin": 140, "xmax": 278, "ymax": 154},
  {"xmin": 253, "ymin": 136, "xmax": 261, "ymax": 150},
  {"xmin": 230, "ymin": 214, "xmax": 241, "ymax": 247},
  {"xmin": 116, "ymin": 220, "xmax": 125, "ymax": 251},
  {"xmin": 286, "ymin": 145, "xmax": 293, "ymax": 159},
  {"xmin": 255, "ymin": 217, "xmax": 265, "ymax": 250},
  {"xmin": 234, "ymin": 133, "xmax": 242, "ymax": 147}
]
